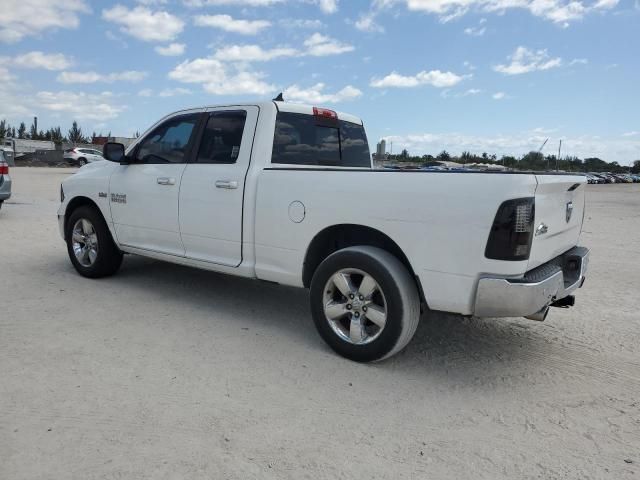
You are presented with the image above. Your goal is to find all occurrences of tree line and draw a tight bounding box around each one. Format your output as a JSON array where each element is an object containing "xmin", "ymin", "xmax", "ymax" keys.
[
  {"xmin": 0, "ymin": 118, "xmax": 139, "ymax": 145},
  {"xmin": 388, "ymin": 149, "xmax": 640, "ymax": 174},
  {"xmin": 0, "ymin": 118, "xmax": 112, "ymax": 145}
]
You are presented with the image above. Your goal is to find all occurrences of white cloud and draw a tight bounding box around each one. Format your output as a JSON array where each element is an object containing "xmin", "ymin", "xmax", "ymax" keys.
[
  {"xmin": 0, "ymin": 0, "xmax": 89, "ymax": 43},
  {"xmin": 35, "ymin": 91, "xmax": 126, "ymax": 120},
  {"xmin": 102, "ymin": 5, "xmax": 184, "ymax": 42},
  {"xmin": 492, "ymin": 91, "xmax": 506, "ymax": 100},
  {"xmin": 284, "ymin": 83, "xmax": 362, "ymax": 103},
  {"xmin": 194, "ymin": 14, "xmax": 271, "ymax": 34},
  {"xmin": 155, "ymin": 43, "xmax": 186, "ymax": 56},
  {"xmin": 183, "ymin": 0, "xmax": 283, "ymax": 5},
  {"xmin": 355, "ymin": 12, "xmax": 385, "ymax": 32},
  {"xmin": 57, "ymin": 71, "xmax": 148, "ymax": 84},
  {"xmin": 371, "ymin": 69, "xmax": 467, "ymax": 88},
  {"xmin": 213, "ymin": 45, "xmax": 299, "ymax": 62},
  {"xmin": 622, "ymin": 131, "xmax": 639, "ymax": 137},
  {"xmin": 169, "ymin": 58, "xmax": 276, "ymax": 95},
  {"xmin": 441, "ymin": 87, "xmax": 483, "ymax": 99},
  {"xmin": 493, "ymin": 46, "xmax": 562, "ymax": 75},
  {"xmin": 464, "ymin": 25, "xmax": 486, "ymax": 36},
  {"xmin": 138, "ymin": 88, "xmax": 153, "ymax": 97},
  {"xmin": 304, "ymin": 33, "xmax": 354, "ymax": 56},
  {"xmin": 279, "ymin": 18, "xmax": 325, "ymax": 28},
  {"xmin": 569, "ymin": 58, "xmax": 588, "ymax": 65},
  {"xmin": 158, "ymin": 87, "xmax": 192, "ymax": 97},
  {"xmin": 316, "ymin": 0, "xmax": 339, "ymax": 13},
  {"xmin": 212, "ymin": 33, "xmax": 353, "ymax": 62},
  {"xmin": 12, "ymin": 52, "xmax": 73, "ymax": 70},
  {"xmin": 361, "ymin": 0, "xmax": 620, "ymax": 25}
]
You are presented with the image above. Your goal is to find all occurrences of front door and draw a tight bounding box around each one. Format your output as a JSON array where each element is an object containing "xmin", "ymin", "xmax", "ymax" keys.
[
  {"xmin": 109, "ymin": 112, "xmax": 202, "ymax": 256},
  {"xmin": 179, "ymin": 106, "xmax": 259, "ymax": 266}
]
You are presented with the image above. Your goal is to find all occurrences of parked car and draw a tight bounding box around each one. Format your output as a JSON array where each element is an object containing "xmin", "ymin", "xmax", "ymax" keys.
[
  {"xmin": 0, "ymin": 150, "xmax": 11, "ymax": 210},
  {"xmin": 64, "ymin": 147, "xmax": 104, "ymax": 166},
  {"xmin": 589, "ymin": 174, "xmax": 606, "ymax": 184},
  {"xmin": 57, "ymin": 100, "xmax": 590, "ymax": 362}
]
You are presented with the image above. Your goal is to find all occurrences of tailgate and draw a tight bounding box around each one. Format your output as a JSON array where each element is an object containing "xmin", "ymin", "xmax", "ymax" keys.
[{"xmin": 528, "ymin": 175, "xmax": 586, "ymax": 270}]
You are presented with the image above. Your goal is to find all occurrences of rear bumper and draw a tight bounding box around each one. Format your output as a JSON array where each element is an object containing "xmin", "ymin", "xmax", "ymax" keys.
[{"xmin": 474, "ymin": 246, "xmax": 589, "ymax": 318}]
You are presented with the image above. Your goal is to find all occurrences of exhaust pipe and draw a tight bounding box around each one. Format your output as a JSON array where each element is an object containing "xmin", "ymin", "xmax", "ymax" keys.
[
  {"xmin": 525, "ymin": 306, "xmax": 549, "ymax": 322},
  {"xmin": 551, "ymin": 295, "xmax": 575, "ymax": 308}
]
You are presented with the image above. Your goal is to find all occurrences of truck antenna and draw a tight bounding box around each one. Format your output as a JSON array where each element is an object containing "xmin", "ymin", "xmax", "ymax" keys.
[{"xmin": 273, "ymin": 92, "xmax": 284, "ymax": 102}]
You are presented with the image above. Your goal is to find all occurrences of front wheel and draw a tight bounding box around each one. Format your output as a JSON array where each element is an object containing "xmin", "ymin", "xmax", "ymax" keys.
[
  {"xmin": 65, "ymin": 205, "xmax": 123, "ymax": 278},
  {"xmin": 310, "ymin": 246, "xmax": 420, "ymax": 362},
  {"xmin": 78, "ymin": 158, "xmax": 87, "ymax": 166}
]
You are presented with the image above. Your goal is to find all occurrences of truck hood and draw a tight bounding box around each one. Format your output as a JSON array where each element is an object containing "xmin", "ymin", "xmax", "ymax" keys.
[{"xmin": 528, "ymin": 174, "xmax": 586, "ymax": 270}]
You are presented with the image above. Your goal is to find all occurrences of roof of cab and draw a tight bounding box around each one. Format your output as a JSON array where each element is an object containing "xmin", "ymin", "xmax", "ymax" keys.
[
  {"xmin": 274, "ymin": 101, "xmax": 363, "ymax": 125},
  {"xmin": 169, "ymin": 100, "xmax": 363, "ymax": 125}
]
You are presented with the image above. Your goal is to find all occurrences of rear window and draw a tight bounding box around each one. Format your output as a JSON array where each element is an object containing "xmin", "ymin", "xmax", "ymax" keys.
[{"xmin": 271, "ymin": 112, "xmax": 370, "ymax": 168}]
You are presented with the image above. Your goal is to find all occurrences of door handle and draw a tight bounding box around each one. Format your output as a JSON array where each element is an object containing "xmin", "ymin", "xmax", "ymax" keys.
[
  {"xmin": 157, "ymin": 177, "xmax": 175, "ymax": 185},
  {"xmin": 215, "ymin": 180, "xmax": 238, "ymax": 189}
]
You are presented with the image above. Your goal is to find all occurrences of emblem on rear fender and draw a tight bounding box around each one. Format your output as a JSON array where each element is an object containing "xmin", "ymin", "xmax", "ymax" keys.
[{"xmin": 566, "ymin": 201, "xmax": 573, "ymax": 223}]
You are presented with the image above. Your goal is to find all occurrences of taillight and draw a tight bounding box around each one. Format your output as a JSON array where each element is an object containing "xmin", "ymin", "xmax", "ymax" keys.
[
  {"xmin": 0, "ymin": 162, "xmax": 8, "ymax": 175},
  {"xmin": 313, "ymin": 107, "xmax": 338, "ymax": 120},
  {"xmin": 485, "ymin": 197, "xmax": 535, "ymax": 261}
]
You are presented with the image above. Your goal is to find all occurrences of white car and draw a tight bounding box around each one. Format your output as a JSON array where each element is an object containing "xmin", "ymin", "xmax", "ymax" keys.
[
  {"xmin": 57, "ymin": 100, "xmax": 589, "ymax": 362},
  {"xmin": 64, "ymin": 147, "xmax": 104, "ymax": 166}
]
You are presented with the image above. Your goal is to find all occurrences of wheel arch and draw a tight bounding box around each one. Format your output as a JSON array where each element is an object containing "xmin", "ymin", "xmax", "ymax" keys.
[
  {"xmin": 302, "ymin": 223, "xmax": 426, "ymax": 305},
  {"xmin": 63, "ymin": 196, "xmax": 105, "ymax": 240}
]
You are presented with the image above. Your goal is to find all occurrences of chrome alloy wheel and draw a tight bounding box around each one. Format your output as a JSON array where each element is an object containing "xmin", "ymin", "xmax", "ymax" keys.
[
  {"xmin": 322, "ymin": 268, "xmax": 388, "ymax": 345},
  {"xmin": 72, "ymin": 218, "xmax": 99, "ymax": 267}
]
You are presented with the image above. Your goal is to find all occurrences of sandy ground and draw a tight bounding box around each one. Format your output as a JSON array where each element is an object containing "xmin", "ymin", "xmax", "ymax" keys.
[{"xmin": 1, "ymin": 167, "xmax": 639, "ymax": 479}]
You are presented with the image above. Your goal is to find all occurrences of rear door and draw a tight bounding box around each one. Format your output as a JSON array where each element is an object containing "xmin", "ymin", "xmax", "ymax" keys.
[
  {"xmin": 109, "ymin": 112, "xmax": 202, "ymax": 256},
  {"xmin": 528, "ymin": 174, "xmax": 586, "ymax": 269},
  {"xmin": 178, "ymin": 106, "xmax": 259, "ymax": 266}
]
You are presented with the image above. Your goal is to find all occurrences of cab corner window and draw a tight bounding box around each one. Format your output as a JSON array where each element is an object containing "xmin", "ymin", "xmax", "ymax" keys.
[
  {"xmin": 135, "ymin": 114, "xmax": 199, "ymax": 164},
  {"xmin": 196, "ymin": 111, "xmax": 247, "ymax": 164}
]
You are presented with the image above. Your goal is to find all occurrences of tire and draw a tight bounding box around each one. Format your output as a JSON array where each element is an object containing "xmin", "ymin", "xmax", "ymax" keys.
[
  {"xmin": 78, "ymin": 158, "xmax": 87, "ymax": 166},
  {"xmin": 310, "ymin": 246, "xmax": 420, "ymax": 362},
  {"xmin": 65, "ymin": 205, "xmax": 123, "ymax": 278}
]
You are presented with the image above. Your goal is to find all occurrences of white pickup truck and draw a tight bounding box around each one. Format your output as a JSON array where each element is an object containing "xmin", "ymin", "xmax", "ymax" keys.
[{"xmin": 58, "ymin": 100, "xmax": 589, "ymax": 362}]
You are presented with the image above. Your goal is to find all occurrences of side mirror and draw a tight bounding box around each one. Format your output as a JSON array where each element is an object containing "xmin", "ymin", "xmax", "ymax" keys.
[{"xmin": 103, "ymin": 142, "xmax": 127, "ymax": 164}]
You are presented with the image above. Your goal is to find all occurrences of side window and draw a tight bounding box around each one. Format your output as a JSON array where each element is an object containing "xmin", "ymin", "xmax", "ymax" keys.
[
  {"xmin": 196, "ymin": 111, "xmax": 247, "ymax": 164},
  {"xmin": 135, "ymin": 114, "xmax": 199, "ymax": 164},
  {"xmin": 271, "ymin": 112, "xmax": 370, "ymax": 167}
]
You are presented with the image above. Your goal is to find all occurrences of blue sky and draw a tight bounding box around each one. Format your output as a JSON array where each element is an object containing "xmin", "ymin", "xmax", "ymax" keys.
[{"xmin": 0, "ymin": 0, "xmax": 638, "ymax": 163}]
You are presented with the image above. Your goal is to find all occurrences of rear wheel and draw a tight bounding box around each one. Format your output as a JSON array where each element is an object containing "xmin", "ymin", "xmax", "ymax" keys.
[
  {"xmin": 65, "ymin": 205, "xmax": 122, "ymax": 278},
  {"xmin": 78, "ymin": 158, "xmax": 87, "ymax": 166},
  {"xmin": 310, "ymin": 246, "xmax": 420, "ymax": 362}
]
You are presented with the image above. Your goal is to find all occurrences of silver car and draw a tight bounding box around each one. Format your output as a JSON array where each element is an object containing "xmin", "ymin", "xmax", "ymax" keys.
[
  {"xmin": 64, "ymin": 147, "xmax": 104, "ymax": 166},
  {"xmin": 0, "ymin": 150, "xmax": 11, "ymax": 210}
]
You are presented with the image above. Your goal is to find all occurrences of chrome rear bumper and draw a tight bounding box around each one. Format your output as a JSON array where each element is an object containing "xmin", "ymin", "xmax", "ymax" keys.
[{"xmin": 474, "ymin": 246, "xmax": 589, "ymax": 318}]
